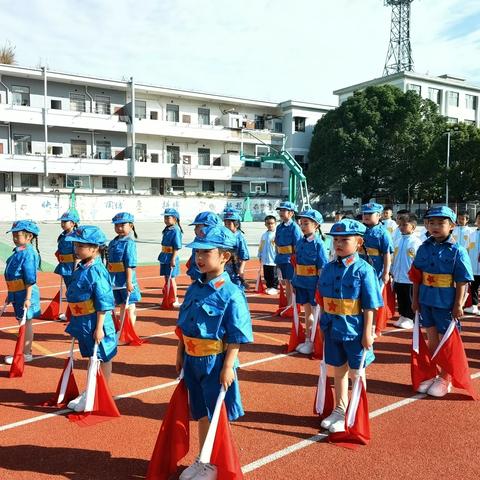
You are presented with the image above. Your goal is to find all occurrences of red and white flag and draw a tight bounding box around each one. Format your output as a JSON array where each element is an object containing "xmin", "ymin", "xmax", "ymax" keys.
[
  {"xmin": 40, "ymin": 290, "xmax": 61, "ymax": 320},
  {"xmin": 431, "ymin": 319, "xmax": 478, "ymax": 400},
  {"xmin": 313, "ymin": 357, "xmax": 334, "ymax": 420},
  {"xmin": 411, "ymin": 312, "xmax": 437, "ymax": 392},
  {"xmin": 161, "ymin": 275, "xmax": 175, "ymax": 310},
  {"xmin": 311, "ymin": 305, "xmax": 323, "ymax": 360},
  {"xmin": 286, "ymin": 292, "xmax": 305, "ymax": 353},
  {"xmin": 9, "ymin": 311, "xmax": 27, "ymax": 378},
  {"xmin": 375, "ymin": 283, "xmax": 390, "ymax": 334}
]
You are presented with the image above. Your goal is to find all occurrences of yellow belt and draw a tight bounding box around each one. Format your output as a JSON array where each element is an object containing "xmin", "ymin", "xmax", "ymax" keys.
[
  {"xmin": 296, "ymin": 264, "xmax": 318, "ymax": 276},
  {"xmin": 162, "ymin": 246, "xmax": 174, "ymax": 253},
  {"xmin": 277, "ymin": 245, "xmax": 293, "ymax": 254},
  {"xmin": 366, "ymin": 247, "xmax": 380, "ymax": 257},
  {"xmin": 69, "ymin": 299, "xmax": 96, "ymax": 316},
  {"xmin": 422, "ymin": 272, "xmax": 454, "ymax": 288},
  {"xmin": 59, "ymin": 254, "xmax": 74, "ymax": 263},
  {"xmin": 183, "ymin": 335, "xmax": 225, "ymax": 357},
  {"xmin": 7, "ymin": 279, "xmax": 26, "ymax": 292},
  {"xmin": 323, "ymin": 297, "xmax": 361, "ymax": 315},
  {"xmin": 108, "ymin": 262, "xmax": 125, "ymax": 273}
]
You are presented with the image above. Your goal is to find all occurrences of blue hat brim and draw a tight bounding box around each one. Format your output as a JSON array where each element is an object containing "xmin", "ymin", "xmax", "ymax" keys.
[
  {"xmin": 64, "ymin": 235, "xmax": 104, "ymax": 245},
  {"xmin": 187, "ymin": 240, "xmax": 230, "ymax": 250},
  {"xmin": 298, "ymin": 214, "xmax": 322, "ymax": 223},
  {"xmin": 424, "ymin": 213, "xmax": 455, "ymax": 221},
  {"xmin": 7, "ymin": 227, "xmax": 39, "ymax": 235},
  {"xmin": 361, "ymin": 209, "xmax": 381, "ymax": 214},
  {"xmin": 327, "ymin": 231, "xmax": 364, "ymax": 236},
  {"xmin": 112, "ymin": 219, "xmax": 132, "ymax": 224}
]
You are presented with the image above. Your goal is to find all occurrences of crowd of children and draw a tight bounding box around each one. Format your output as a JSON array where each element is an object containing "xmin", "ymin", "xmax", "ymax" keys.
[{"xmin": 2, "ymin": 199, "xmax": 478, "ymax": 475}]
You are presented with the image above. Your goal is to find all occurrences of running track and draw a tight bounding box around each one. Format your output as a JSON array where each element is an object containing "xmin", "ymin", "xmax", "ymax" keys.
[{"xmin": 0, "ymin": 264, "xmax": 479, "ymax": 480}]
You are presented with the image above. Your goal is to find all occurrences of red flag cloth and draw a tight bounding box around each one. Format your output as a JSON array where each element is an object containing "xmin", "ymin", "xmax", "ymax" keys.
[
  {"xmin": 54, "ymin": 250, "xmax": 61, "ymax": 261},
  {"xmin": 328, "ymin": 380, "xmax": 371, "ymax": 450},
  {"xmin": 375, "ymin": 287, "xmax": 392, "ymax": 334},
  {"xmin": 312, "ymin": 322, "xmax": 323, "ymax": 360},
  {"xmin": 315, "ymin": 290, "xmax": 324, "ymax": 307},
  {"xmin": 185, "ymin": 257, "xmax": 191, "ymax": 270},
  {"xmin": 385, "ymin": 282, "xmax": 396, "ymax": 318},
  {"xmin": 9, "ymin": 323, "xmax": 26, "ymax": 378},
  {"xmin": 432, "ymin": 322, "xmax": 478, "ymax": 400},
  {"xmin": 146, "ymin": 379, "xmax": 190, "ymax": 480},
  {"xmin": 40, "ymin": 291, "xmax": 60, "ymax": 320},
  {"xmin": 464, "ymin": 285, "xmax": 473, "ymax": 308},
  {"xmin": 286, "ymin": 319, "xmax": 306, "ymax": 353},
  {"xmin": 41, "ymin": 358, "xmax": 79, "ymax": 407},
  {"xmin": 119, "ymin": 310, "xmax": 145, "ymax": 346},
  {"xmin": 408, "ymin": 264, "xmax": 423, "ymax": 284},
  {"xmin": 313, "ymin": 363, "xmax": 334, "ymax": 420},
  {"xmin": 175, "ymin": 326, "xmax": 184, "ymax": 340},
  {"xmin": 161, "ymin": 279, "xmax": 175, "ymax": 310},
  {"xmin": 278, "ymin": 282, "xmax": 288, "ymax": 309},
  {"xmin": 113, "ymin": 311, "xmax": 121, "ymax": 332},
  {"xmin": 290, "ymin": 254, "xmax": 297, "ymax": 269},
  {"xmin": 210, "ymin": 403, "xmax": 244, "ymax": 480},
  {"xmin": 68, "ymin": 369, "xmax": 121, "ymax": 427},
  {"xmin": 64, "ymin": 306, "xmax": 72, "ymax": 323},
  {"xmin": 411, "ymin": 328, "xmax": 437, "ymax": 392},
  {"xmin": 254, "ymin": 270, "xmax": 266, "ymax": 294}
]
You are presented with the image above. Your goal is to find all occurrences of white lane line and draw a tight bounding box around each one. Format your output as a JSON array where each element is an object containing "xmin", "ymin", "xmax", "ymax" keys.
[{"xmin": 241, "ymin": 371, "xmax": 480, "ymax": 474}]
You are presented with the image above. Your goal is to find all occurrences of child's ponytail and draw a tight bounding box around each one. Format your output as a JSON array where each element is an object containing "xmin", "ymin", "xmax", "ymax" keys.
[
  {"xmin": 131, "ymin": 224, "xmax": 138, "ymax": 239},
  {"xmin": 177, "ymin": 220, "xmax": 184, "ymax": 234},
  {"xmin": 32, "ymin": 234, "xmax": 42, "ymax": 271}
]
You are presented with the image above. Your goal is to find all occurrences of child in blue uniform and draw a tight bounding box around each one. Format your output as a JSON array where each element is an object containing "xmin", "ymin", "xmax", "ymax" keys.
[
  {"xmin": 292, "ymin": 209, "xmax": 328, "ymax": 355},
  {"xmin": 275, "ymin": 201, "xmax": 303, "ymax": 305},
  {"xmin": 410, "ymin": 206, "xmax": 473, "ymax": 397},
  {"xmin": 187, "ymin": 211, "xmax": 221, "ymax": 281},
  {"xmin": 108, "ymin": 212, "xmax": 142, "ymax": 327},
  {"xmin": 318, "ymin": 219, "xmax": 382, "ymax": 433},
  {"xmin": 4, "ymin": 220, "xmax": 42, "ymax": 365},
  {"xmin": 64, "ymin": 225, "xmax": 117, "ymax": 412},
  {"xmin": 158, "ymin": 208, "xmax": 183, "ymax": 306},
  {"xmin": 176, "ymin": 225, "xmax": 253, "ymax": 479},
  {"xmin": 222, "ymin": 207, "xmax": 249, "ymax": 288}
]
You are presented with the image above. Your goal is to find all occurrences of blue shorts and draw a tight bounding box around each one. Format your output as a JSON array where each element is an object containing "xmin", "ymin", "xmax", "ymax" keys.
[
  {"xmin": 323, "ymin": 330, "xmax": 374, "ymax": 369},
  {"xmin": 294, "ymin": 287, "xmax": 316, "ymax": 306},
  {"xmin": 113, "ymin": 287, "xmax": 141, "ymax": 306},
  {"xmin": 183, "ymin": 352, "xmax": 244, "ymax": 422},
  {"xmin": 278, "ymin": 263, "xmax": 294, "ymax": 281},
  {"xmin": 419, "ymin": 305, "xmax": 455, "ymax": 334},
  {"xmin": 160, "ymin": 262, "xmax": 180, "ymax": 278},
  {"xmin": 10, "ymin": 286, "xmax": 41, "ymax": 321}
]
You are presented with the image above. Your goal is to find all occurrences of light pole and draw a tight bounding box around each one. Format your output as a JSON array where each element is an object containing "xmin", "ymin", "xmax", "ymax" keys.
[{"xmin": 445, "ymin": 130, "xmax": 450, "ymax": 206}]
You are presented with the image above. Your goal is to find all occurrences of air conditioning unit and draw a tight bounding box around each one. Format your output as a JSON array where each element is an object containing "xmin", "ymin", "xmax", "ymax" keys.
[{"xmin": 73, "ymin": 179, "xmax": 83, "ymax": 188}]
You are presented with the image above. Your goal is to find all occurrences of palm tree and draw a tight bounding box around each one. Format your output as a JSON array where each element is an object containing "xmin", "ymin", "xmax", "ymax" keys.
[{"xmin": 0, "ymin": 42, "xmax": 16, "ymax": 64}]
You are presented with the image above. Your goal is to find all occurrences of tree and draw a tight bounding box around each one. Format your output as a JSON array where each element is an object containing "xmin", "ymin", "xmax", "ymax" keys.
[
  {"xmin": 0, "ymin": 42, "xmax": 16, "ymax": 65},
  {"xmin": 307, "ymin": 85, "xmax": 447, "ymax": 203}
]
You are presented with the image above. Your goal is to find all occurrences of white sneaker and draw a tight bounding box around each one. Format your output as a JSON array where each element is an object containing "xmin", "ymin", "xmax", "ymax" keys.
[
  {"xmin": 67, "ymin": 391, "xmax": 87, "ymax": 411},
  {"xmin": 393, "ymin": 316, "xmax": 405, "ymax": 327},
  {"xmin": 398, "ymin": 317, "xmax": 414, "ymax": 329},
  {"xmin": 4, "ymin": 353, "xmax": 33, "ymax": 365},
  {"xmin": 427, "ymin": 377, "xmax": 452, "ymax": 398},
  {"xmin": 296, "ymin": 340, "xmax": 314, "ymax": 355},
  {"xmin": 58, "ymin": 313, "xmax": 67, "ymax": 321},
  {"xmin": 320, "ymin": 406, "xmax": 345, "ymax": 430},
  {"xmin": 416, "ymin": 377, "xmax": 436, "ymax": 394},
  {"xmin": 179, "ymin": 458, "xmax": 203, "ymax": 480},
  {"xmin": 193, "ymin": 463, "xmax": 218, "ymax": 479},
  {"xmin": 329, "ymin": 415, "xmax": 346, "ymax": 433},
  {"xmin": 172, "ymin": 301, "xmax": 182, "ymax": 308},
  {"xmin": 295, "ymin": 342, "xmax": 306, "ymax": 352},
  {"xmin": 266, "ymin": 288, "xmax": 278, "ymax": 295},
  {"xmin": 464, "ymin": 305, "xmax": 479, "ymax": 315}
]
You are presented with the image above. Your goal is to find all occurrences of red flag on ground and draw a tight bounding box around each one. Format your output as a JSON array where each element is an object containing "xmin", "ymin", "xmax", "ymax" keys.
[
  {"xmin": 64, "ymin": 305, "xmax": 72, "ymax": 323},
  {"xmin": 119, "ymin": 310, "xmax": 145, "ymax": 346},
  {"xmin": 411, "ymin": 313, "xmax": 437, "ymax": 392},
  {"xmin": 146, "ymin": 379, "xmax": 190, "ymax": 480},
  {"xmin": 210, "ymin": 403, "xmax": 244, "ymax": 480},
  {"xmin": 278, "ymin": 282, "xmax": 288, "ymax": 309},
  {"xmin": 112, "ymin": 310, "xmax": 121, "ymax": 332},
  {"xmin": 464, "ymin": 284, "xmax": 472, "ymax": 308},
  {"xmin": 9, "ymin": 319, "xmax": 26, "ymax": 378},
  {"xmin": 161, "ymin": 277, "xmax": 175, "ymax": 310},
  {"xmin": 313, "ymin": 360, "xmax": 334, "ymax": 420},
  {"xmin": 254, "ymin": 269, "xmax": 266, "ymax": 294},
  {"xmin": 385, "ymin": 282, "xmax": 396, "ymax": 318},
  {"xmin": 432, "ymin": 320, "xmax": 478, "ymax": 400},
  {"xmin": 68, "ymin": 368, "xmax": 120, "ymax": 427},
  {"xmin": 286, "ymin": 295, "xmax": 305, "ymax": 352},
  {"xmin": 375, "ymin": 285, "xmax": 391, "ymax": 334},
  {"xmin": 42, "ymin": 357, "xmax": 79, "ymax": 407},
  {"xmin": 312, "ymin": 321, "xmax": 323, "ymax": 360},
  {"xmin": 40, "ymin": 291, "xmax": 60, "ymax": 320}
]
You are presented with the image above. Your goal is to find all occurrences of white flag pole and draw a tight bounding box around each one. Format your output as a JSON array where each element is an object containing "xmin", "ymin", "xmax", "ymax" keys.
[
  {"xmin": 116, "ymin": 292, "xmax": 131, "ymax": 342},
  {"xmin": 84, "ymin": 344, "xmax": 99, "ymax": 412},
  {"xmin": 57, "ymin": 338, "xmax": 75, "ymax": 404},
  {"xmin": 346, "ymin": 348, "xmax": 368, "ymax": 428}
]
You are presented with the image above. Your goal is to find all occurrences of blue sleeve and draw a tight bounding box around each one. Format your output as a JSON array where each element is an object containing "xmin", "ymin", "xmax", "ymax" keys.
[
  {"xmin": 92, "ymin": 270, "xmax": 115, "ymax": 311},
  {"xmin": 360, "ymin": 264, "xmax": 383, "ymax": 309},
  {"xmin": 125, "ymin": 239, "xmax": 137, "ymax": 268},
  {"xmin": 316, "ymin": 241, "xmax": 328, "ymax": 270},
  {"xmin": 238, "ymin": 234, "xmax": 250, "ymax": 261},
  {"xmin": 293, "ymin": 223, "xmax": 303, "ymax": 245},
  {"xmin": 173, "ymin": 228, "xmax": 182, "ymax": 250},
  {"xmin": 22, "ymin": 250, "xmax": 37, "ymax": 285},
  {"xmin": 454, "ymin": 247, "xmax": 474, "ymax": 282},
  {"xmin": 380, "ymin": 230, "xmax": 394, "ymax": 255},
  {"xmin": 224, "ymin": 292, "xmax": 253, "ymax": 344}
]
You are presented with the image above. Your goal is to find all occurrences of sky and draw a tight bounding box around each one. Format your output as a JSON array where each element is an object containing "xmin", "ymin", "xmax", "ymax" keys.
[{"xmin": 1, "ymin": 0, "xmax": 479, "ymax": 105}]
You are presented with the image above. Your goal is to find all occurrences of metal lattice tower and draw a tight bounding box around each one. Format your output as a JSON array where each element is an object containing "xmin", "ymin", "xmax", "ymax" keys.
[{"xmin": 383, "ymin": 0, "xmax": 414, "ymax": 76}]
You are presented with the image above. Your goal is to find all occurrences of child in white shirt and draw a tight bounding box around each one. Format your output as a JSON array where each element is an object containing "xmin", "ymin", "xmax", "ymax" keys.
[
  {"xmin": 258, "ymin": 215, "xmax": 278, "ymax": 294},
  {"xmin": 452, "ymin": 211, "xmax": 472, "ymax": 249}
]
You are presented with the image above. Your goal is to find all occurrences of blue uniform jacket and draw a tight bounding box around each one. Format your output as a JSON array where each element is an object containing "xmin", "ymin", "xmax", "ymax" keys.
[
  {"xmin": 158, "ymin": 225, "xmax": 182, "ymax": 264},
  {"xmin": 292, "ymin": 234, "xmax": 328, "ymax": 290},
  {"xmin": 177, "ymin": 271, "xmax": 253, "ymax": 345},
  {"xmin": 360, "ymin": 223, "xmax": 393, "ymax": 278},
  {"xmin": 318, "ymin": 253, "xmax": 383, "ymax": 341},
  {"xmin": 413, "ymin": 236, "xmax": 473, "ymax": 309},
  {"xmin": 274, "ymin": 220, "xmax": 302, "ymax": 264},
  {"xmin": 107, "ymin": 236, "xmax": 139, "ymax": 287},
  {"xmin": 4, "ymin": 244, "xmax": 41, "ymax": 319},
  {"xmin": 54, "ymin": 231, "xmax": 76, "ymax": 278},
  {"xmin": 225, "ymin": 231, "xmax": 250, "ymax": 282}
]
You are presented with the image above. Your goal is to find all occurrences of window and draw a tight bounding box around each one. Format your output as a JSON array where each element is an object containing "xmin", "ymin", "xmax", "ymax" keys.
[
  {"xmin": 70, "ymin": 93, "xmax": 86, "ymax": 112},
  {"xmin": 150, "ymin": 111, "xmax": 158, "ymax": 120},
  {"xmin": 96, "ymin": 141, "xmax": 111, "ymax": 159},
  {"xmin": 166, "ymin": 104, "xmax": 179, "ymax": 122},
  {"xmin": 464, "ymin": 119, "xmax": 476, "ymax": 125},
  {"xmin": 51, "ymin": 99, "xmax": 62, "ymax": 110},
  {"xmin": 198, "ymin": 107, "xmax": 210, "ymax": 125},
  {"xmin": 245, "ymin": 160, "xmax": 261, "ymax": 168},
  {"xmin": 20, "ymin": 173, "xmax": 38, "ymax": 188},
  {"xmin": 212, "ymin": 156, "xmax": 222, "ymax": 166},
  {"xmin": 135, "ymin": 100, "xmax": 146, "ymax": 119},
  {"xmin": 51, "ymin": 146, "xmax": 63, "ymax": 155},
  {"xmin": 231, "ymin": 181, "xmax": 243, "ymax": 193},
  {"xmin": 12, "ymin": 86, "xmax": 30, "ymax": 106},
  {"xmin": 294, "ymin": 116, "xmax": 306, "ymax": 132},
  {"xmin": 447, "ymin": 117, "xmax": 458, "ymax": 124},
  {"xmin": 66, "ymin": 175, "xmax": 91, "ymax": 188},
  {"xmin": 13, "ymin": 134, "xmax": 32, "ymax": 155},
  {"xmin": 255, "ymin": 115, "xmax": 265, "ymax": 130},
  {"xmin": 295, "ymin": 154, "xmax": 308, "ymax": 172},
  {"xmin": 466, "ymin": 94, "xmax": 477, "ymax": 110},
  {"xmin": 202, "ymin": 180, "xmax": 215, "ymax": 192},
  {"xmin": 102, "ymin": 177, "xmax": 118, "ymax": 189},
  {"xmin": 135, "ymin": 143, "xmax": 147, "ymax": 161},
  {"xmin": 171, "ymin": 179, "xmax": 184, "ymax": 192},
  {"xmin": 71, "ymin": 139, "xmax": 87, "ymax": 157},
  {"xmin": 428, "ymin": 88, "xmax": 440, "ymax": 104},
  {"xmin": 198, "ymin": 148, "xmax": 210, "ymax": 166},
  {"xmin": 408, "ymin": 84, "xmax": 421, "ymax": 95},
  {"xmin": 151, "ymin": 178, "xmax": 163, "ymax": 195},
  {"xmin": 95, "ymin": 95, "xmax": 111, "ymax": 115},
  {"xmin": 151, "ymin": 153, "xmax": 159, "ymax": 163},
  {"xmin": 274, "ymin": 122, "xmax": 283, "ymax": 133},
  {"xmin": 166, "ymin": 145, "xmax": 180, "ymax": 164},
  {"xmin": 447, "ymin": 91, "xmax": 459, "ymax": 107}
]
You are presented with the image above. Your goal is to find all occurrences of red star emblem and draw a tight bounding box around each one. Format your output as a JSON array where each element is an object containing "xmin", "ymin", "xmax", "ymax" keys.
[
  {"xmin": 426, "ymin": 275, "xmax": 435, "ymax": 285},
  {"xmin": 307, "ymin": 267, "xmax": 315, "ymax": 275},
  {"xmin": 186, "ymin": 339, "xmax": 196, "ymax": 353},
  {"xmin": 328, "ymin": 300, "xmax": 337, "ymax": 312},
  {"xmin": 73, "ymin": 304, "xmax": 83, "ymax": 315},
  {"xmin": 107, "ymin": 264, "xmax": 113, "ymax": 271}
]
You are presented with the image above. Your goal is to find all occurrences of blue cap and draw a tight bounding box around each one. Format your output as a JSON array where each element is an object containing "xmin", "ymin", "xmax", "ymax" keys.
[
  {"xmin": 59, "ymin": 210, "xmax": 80, "ymax": 223},
  {"xmin": 424, "ymin": 206, "xmax": 456, "ymax": 223},
  {"xmin": 276, "ymin": 201, "xmax": 296, "ymax": 212},
  {"xmin": 222, "ymin": 207, "xmax": 242, "ymax": 221},
  {"xmin": 361, "ymin": 202, "xmax": 384, "ymax": 214},
  {"xmin": 298, "ymin": 209, "xmax": 323, "ymax": 224},
  {"xmin": 163, "ymin": 208, "xmax": 180, "ymax": 220},
  {"xmin": 328, "ymin": 219, "xmax": 367, "ymax": 236},
  {"xmin": 189, "ymin": 211, "xmax": 221, "ymax": 226},
  {"xmin": 112, "ymin": 212, "xmax": 134, "ymax": 224},
  {"xmin": 187, "ymin": 225, "xmax": 236, "ymax": 250},
  {"xmin": 65, "ymin": 225, "xmax": 107, "ymax": 245},
  {"xmin": 7, "ymin": 220, "xmax": 40, "ymax": 236}
]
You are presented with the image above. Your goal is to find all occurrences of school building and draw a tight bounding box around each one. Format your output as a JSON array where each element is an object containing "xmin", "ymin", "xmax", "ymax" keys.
[{"xmin": 0, "ymin": 64, "xmax": 332, "ymax": 199}]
